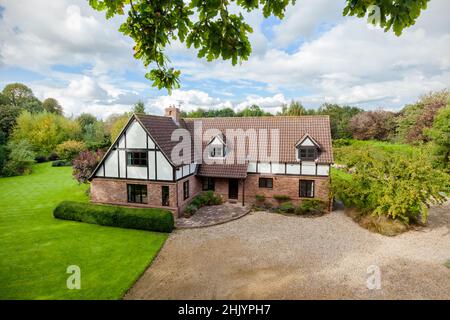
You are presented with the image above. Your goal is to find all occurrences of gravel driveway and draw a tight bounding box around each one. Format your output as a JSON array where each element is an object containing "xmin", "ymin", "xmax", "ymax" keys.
[{"xmin": 125, "ymin": 203, "xmax": 450, "ymax": 299}]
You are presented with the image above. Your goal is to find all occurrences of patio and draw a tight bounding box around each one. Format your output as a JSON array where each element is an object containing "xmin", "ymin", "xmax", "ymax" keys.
[{"xmin": 176, "ymin": 202, "xmax": 250, "ymax": 228}]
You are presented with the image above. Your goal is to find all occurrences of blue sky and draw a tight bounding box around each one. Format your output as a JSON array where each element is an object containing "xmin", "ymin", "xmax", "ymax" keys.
[{"xmin": 0, "ymin": 0, "xmax": 449, "ymax": 118}]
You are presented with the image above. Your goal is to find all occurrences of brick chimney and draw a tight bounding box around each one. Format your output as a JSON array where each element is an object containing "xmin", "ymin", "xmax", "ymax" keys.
[{"xmin": 165, "ymin": 105, "xmax": 181, "ymax": 125}]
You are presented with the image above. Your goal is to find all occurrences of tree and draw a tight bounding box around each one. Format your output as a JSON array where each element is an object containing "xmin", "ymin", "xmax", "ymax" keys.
[
  {"xmin": 0, "ymin": 104, "xmax": 20, "ymax": 139},
  {"xmin": 133, "ymin": 100, "xmax": 146, "ymax": 114},
  {"xmin": 3, "ymin": 139, "xmax": 36, "ymax": 176},
  {"xmin": 56, "ymin": 140, "xmax": 87, "ymax": 161},
  {"xmin": 343, "ymin": 0, "xmax": 429, "ymax": 36},
  {"xmin": 278, "ymin": 100, "xmax": 306, "ymax": 116},
  {"xmin": 42, "ymin": 98, "xmax": 63, "ymax": 115},
  {"xmin": 398, "ymin": 90, "xmax": 449, "ymax": 144},
  {"xmin": 77, "ymin": 113, "xmax": 98, "ymax": 133},
  {"xmin": 89, "ymin": 0, "xmax": 429, "ymax": 92},
  {"xmin": 2, "ymin": 83, "xmax": 44, "ymax": 114},
  {"xmin": 317, "ymin": 104, "xmax": 363, "ymax": 139},
  {"xmin": 426, "ymin": 104, "xmax": 450, "ymax": 172},
  {"xmin": 348, "ymin": 110, "xmax": 396, "ymax": 141},
  {"xmin": 237, "ymin": 105, "xmax": 271, "ymax": 117},
  {"xmin": 332, "ymin": 147, "xmax": 448, "ymax": 224},
  {"xmin": 72, "ymin": 150, "xmax": 105, "ymax": 184},
  {"xmin": 105, "ymin": 113, "xmax": 130, "ymax": 141},
  {"xmin": 11, "ymin": 112, "xmax": 82, "ymax": 156}
]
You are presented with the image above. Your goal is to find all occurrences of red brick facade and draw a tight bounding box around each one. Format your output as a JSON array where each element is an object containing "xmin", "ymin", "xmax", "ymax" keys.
[
  {"xmin": 91, "ymin": 173, "xmax": 330, "ymax": 219},
  {"xmin": 91, "ymin": 176, "xmax": 202, "ymax": 219}
]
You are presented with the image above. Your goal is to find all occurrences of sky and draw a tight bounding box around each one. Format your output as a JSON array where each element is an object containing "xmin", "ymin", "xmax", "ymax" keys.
[{"xmin": 0, "ymin": 0, "xmax": 449, "ymax": 118}]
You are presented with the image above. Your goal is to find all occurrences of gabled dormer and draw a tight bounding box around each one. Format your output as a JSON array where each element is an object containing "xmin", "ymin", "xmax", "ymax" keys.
[
  {"xmin": 207, "ymin": 134, "xmax": 226, "ymax": 158},
  {"xmin": 295, "ymin": 134, "xmax": 321, "ymax": 161}
]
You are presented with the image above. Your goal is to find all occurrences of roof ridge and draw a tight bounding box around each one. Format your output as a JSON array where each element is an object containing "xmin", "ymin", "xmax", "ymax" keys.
[{"xmin": 183, "ymin": 115, "xmax": 330, "ymax": 121}]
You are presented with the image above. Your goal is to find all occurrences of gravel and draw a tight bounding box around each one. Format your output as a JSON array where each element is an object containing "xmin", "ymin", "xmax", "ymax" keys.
[{"xmin": 125, "ymin": 202, "xmax": 450, "ymax": 300}]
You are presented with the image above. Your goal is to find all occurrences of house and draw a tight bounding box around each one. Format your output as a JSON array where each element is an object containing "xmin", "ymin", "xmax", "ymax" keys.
[{"xmin": 89, "ymin": 107, "xmax": 333, "ymax": 218}]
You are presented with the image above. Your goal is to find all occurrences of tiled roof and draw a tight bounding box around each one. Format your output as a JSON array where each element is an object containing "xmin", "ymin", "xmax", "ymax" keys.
[
  {"xmin": 197, "ymin": 163, "xmax": 248, "ymax": 179},
  {"xmin": 135, "ymin": 114, "xmax": 334, "ymax": 168},
  {"xmin": 184, "ymin": 116, "xmax": 333, "ymax": 164},
  {"xmin": 135, "ymin": 114, "xmax": 183, "ymax": 164}
]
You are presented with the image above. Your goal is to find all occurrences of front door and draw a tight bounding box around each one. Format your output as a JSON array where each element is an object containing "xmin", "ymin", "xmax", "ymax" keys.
[{"xmin": 228, "ymin": 179, "xmax": 238, "ymax": 199}]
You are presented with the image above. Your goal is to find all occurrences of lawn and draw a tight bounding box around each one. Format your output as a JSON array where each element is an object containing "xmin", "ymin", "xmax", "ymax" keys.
[{"xmin": 0, "ymin": 163, "xmax": 168, "ymax": 299}]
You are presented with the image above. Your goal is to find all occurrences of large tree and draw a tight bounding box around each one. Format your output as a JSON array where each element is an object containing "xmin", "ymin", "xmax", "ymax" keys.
[
  {"xmin": 89, "ymin": 0, "xmax": 430, "ymax": 92},
  {"xmin": 2, "ymin": 83, "xmax": 44, "ymax": 113},
  {"xmin": 42, "ymin": 98, "xmax": 63, "ymax": 115},
  {"xmin": 317, "ymin": 103, "xmax": 363, "ymax": 139}
]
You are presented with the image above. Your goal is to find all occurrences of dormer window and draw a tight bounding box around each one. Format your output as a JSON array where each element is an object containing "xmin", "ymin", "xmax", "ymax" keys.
[
  {"xmin": 210, "ymin": 146, "xmax": 224, "ymax": 157},
  {"xmin": 207, "ymin": 134, "xmax": 226, "ymax": 158},
  {"xmin": 298, "ymin": 147, "xmax": 317, "ymax": 160},
  {"xmin": 295, "ymin": 134, "xmax": 320, "ymax": 161}
]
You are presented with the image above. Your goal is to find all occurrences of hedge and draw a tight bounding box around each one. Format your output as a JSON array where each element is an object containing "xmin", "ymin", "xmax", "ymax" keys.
[{"xmin": 53, "ymin": 201, "xmax": 174, "ymax": 233}]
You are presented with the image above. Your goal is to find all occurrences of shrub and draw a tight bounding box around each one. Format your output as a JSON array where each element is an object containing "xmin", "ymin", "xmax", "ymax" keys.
[
  {"xmin": 346, "ymin": 208, "xmax": 408, "ymax": 236},
  {"xmin": 72, "ymin": 150, "xmax": 105, "ymax": 183},
  {"xmin": 332, "ymin": 148, "xmax": 449, "ymax": 224},
  {"xmin": 53, "ymin": 201, "xmax": 174, "ymax": 232},
  {"xmin": 56, "ymin": 140, "xmax": 86, "ymax": 161},
  {"xmin": 52, "ymin": 160, "xmax": 71, "ymax": 167},
  {"xmin": 184, "ymin": 204, "xmax": 198, "ymax": 217},
  {"xmin": 295, "ymin": 199, "xmax": 327, "ymax": 215},
  {"xmin": 278, "ymin": 201, "xmax": 295, "ymax": 213},
  {"xmin": 273, "ymin": 195, "xmax": 291, "ymax": 203},
  {"xmin": 332, "ymin": 138, "xmax": 352, "ymax": 147},
  {"xmin": 35, "ymin": 155, "xmax": 47, "ymax": 163},
  {"xmin": 48, "ymin": 152, "xmax": 59, "ymax": 161},
  {"xmin": 3, "ymin": 139, "xmax": 35, "ymax": 176},
  {"xmin": 348, "ymin": 110, "xmax": 396, "ymax": 141},
  {"xmin": 184, "ymin": 191, "xmax": 223, "ymax": 217},
  {"xmin": 255, "ymin": 194, "xmax": 265, "ymax": 203}
]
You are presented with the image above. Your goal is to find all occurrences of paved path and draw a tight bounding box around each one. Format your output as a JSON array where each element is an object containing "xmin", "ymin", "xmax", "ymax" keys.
[
  {"xmin": 176, "ymin": 203, "xmax": 250, "ymax": 228},
  {"xmin": 126, "ymin": 202, "xmax": 450, "ymax": 300}
]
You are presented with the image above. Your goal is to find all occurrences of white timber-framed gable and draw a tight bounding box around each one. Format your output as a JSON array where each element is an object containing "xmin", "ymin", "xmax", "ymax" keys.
[
  {"xmin": 91, "ymin": 114, "xmax": 197, "ymax": 182},
  {"xmin": 93, "ymin": 116, "xmax": 174, "ymax": 181}
]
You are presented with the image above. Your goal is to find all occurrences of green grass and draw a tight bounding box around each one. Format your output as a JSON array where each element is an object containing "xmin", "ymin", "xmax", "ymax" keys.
[
  {"xmin": 330, "ymin": 167, "xmax": 352, "ymax": 181},
  {"xmin": 0, "ymin": 163, "xmax": 168, "ymax": 299},
  {"xmin": 445, "ymin": 260, "xmax": 450, "ymax": 269}
]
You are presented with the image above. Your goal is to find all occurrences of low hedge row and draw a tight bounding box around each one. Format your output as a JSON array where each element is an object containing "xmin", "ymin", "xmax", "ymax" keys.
[{"xmin": 53, "ymin": 201, "xmax": 174, "ymax": 233}]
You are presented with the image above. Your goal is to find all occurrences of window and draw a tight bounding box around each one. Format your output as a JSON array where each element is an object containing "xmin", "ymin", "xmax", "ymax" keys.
[
  {"xmin": 183, "ymin": 180, "xmax": 190, "ymax": 200},
  {"xmin": 209, "ymin": 146, "xmax": 224, "ymax": 157},
  {"xmin": 259, "ymin": 178, "xmax": 273, "ymax": 189},
  {"xmin": 202, "ymin": 177, "xmax": 215, "ymax": 191},
  {"xmin": 161, "ymin": 186, "xmax": 170, "ymax": 206},
  {"xmin": 299, "ymin": 180, "xmax": 314, "ymax": 198},
  {"xmin": 127, "ymin": 152, "xmax": 147, "ymax": 166},
  {"xmin": 298, "ymin": 147, "xmax": 317, "ymax": 160},
  {"xmin": 127, "ymin": 184, "xmax": 148, "ymax": 204}
]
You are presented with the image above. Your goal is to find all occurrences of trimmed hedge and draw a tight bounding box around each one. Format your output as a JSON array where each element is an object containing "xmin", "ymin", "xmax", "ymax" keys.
[{"xmin": 54, "ymin": 201, "xmax": 174, "ymax": 233}]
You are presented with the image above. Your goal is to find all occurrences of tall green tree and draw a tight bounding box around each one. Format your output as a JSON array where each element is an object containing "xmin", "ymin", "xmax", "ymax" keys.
[
  {"xmin": 42, "ymin": 98, "xmax": 63, "ymax": 115},
  {"xmin": 133, "ymin": 100, "xmax": 146, "ymax": 114},
  {"xmin": 426, "ymin": 104, "xmax": 450, "ymax": 172},
  {"xmin": 278, "ymin": 100, "xmax": 306, "ymax": 116},
  {"xmin": 88, "ymin": 0, "xmax": 429, "ymax": 92},
  {"xmin": 2, "ymin": 83, "xmax": 44, "ymax": 113},
  {"xmin": 11, "ymin": 112, "xmax": 81, "ymax": 156},
  {"xmin": 317, "ymin": 103, "xmax": 363, "ymax": 139},
  {"xmin": 237, "ymin": 105, "xmax": 271, "ymax": 117}
]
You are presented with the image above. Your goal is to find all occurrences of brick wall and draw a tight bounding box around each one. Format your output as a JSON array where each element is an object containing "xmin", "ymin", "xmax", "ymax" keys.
[
  {"xmin": 176, "ymin": 175, "xmax": 202, "ymax": 216},
  {"xmin": 243, "ymin": 174, "xmax": 330, "ymax": 208},
  {"xmin": 91, "ymin": 178, "xmax": 178, "ymax": 218}
]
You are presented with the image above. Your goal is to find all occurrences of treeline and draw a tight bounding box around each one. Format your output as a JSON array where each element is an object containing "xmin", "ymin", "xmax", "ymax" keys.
[{"xmin": 0, "ymin": 83, "xmax": 144, "ymax": 177}]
